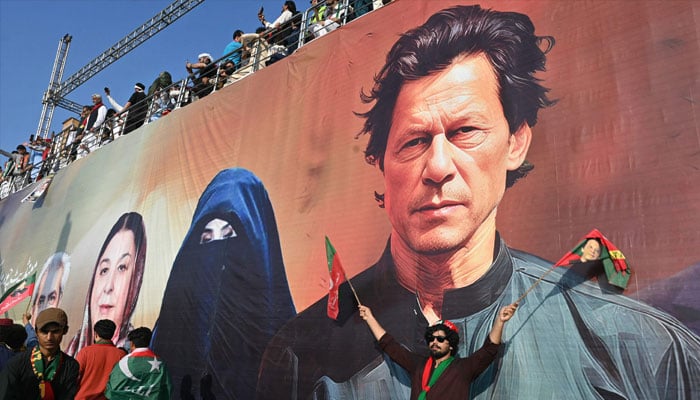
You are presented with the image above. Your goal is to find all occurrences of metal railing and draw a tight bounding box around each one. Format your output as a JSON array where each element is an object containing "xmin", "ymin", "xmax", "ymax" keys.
[{"xmin": 1, "ymin": 0, "xmax": 381, "ymax": 200}]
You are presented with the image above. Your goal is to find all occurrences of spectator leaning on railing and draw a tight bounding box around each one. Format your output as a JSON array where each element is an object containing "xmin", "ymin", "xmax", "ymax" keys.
[
  {"xmin": 86, "ymin": 94, "xmax": 108, "ymax": 134},
  {"xmin": 186, "ymin": 53, "xmax": 217, "ymax": 99},
  {"xmin": 223, "ymin": 30, "xmax": 245, "ymax": 68},
  {"xmin": 0, "ymin": 0, "xmax": 380, "ymax": 200},
  {"xmin": 112, "ymin": 83, "xmax": 148, "ymax": 135}
]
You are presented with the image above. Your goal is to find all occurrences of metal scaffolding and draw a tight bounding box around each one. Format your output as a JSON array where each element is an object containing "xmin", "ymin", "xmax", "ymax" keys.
[{"xmin": 36, "ymin": 0, "xmax": 205, "ymax": 138}]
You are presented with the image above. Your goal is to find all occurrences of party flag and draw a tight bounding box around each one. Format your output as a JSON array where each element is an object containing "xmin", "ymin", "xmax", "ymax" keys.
[
  {"xmin": 0, "ymin": 273, "xmax": 36, "ymax": 314},
  {"xmin": 556, "ymin": 229, "xmax": 631, "ymax": 289},
  {"xmin": 325, "ymin": 236, "xmax": 347, "ymax": 320}
]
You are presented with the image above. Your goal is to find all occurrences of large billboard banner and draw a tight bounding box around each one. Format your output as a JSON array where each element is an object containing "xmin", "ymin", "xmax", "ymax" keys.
[{"xmin": 1, "ymin": 1, "xmax": 699, "ymax": 398}]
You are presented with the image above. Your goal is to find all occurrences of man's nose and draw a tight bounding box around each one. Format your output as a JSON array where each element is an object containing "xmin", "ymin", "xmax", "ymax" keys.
[{"xmin": 422, "ymin": 135, "xmax": 455, "ymax": 186}]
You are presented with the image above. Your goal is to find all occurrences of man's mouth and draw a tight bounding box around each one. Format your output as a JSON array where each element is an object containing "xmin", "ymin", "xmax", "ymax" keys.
[{"xmin": 415, "ymin": 200, "xmax": 463, "ymax": 217}]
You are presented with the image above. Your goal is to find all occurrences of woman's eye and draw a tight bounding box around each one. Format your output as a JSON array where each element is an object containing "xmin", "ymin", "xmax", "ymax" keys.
[
  {"xmin": 222, "ymin": 225, "xmax": 237, "ymax": 239},
  {"xmin": 200, "ymin": 232, "xmax": 213, "ymax": 244}
]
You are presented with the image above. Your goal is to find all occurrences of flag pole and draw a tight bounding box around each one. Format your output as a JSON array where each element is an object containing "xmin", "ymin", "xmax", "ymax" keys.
[
  {"xmin": 517, "ymin": 252, "xmax": 574, "ymax": 303},
  {"xmin": 345, "ymin": 272, "xmax": 362, "ymax": 306}
]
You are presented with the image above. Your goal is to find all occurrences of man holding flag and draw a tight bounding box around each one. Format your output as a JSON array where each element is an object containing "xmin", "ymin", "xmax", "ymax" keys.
[{"xmin": 359, "ymin": 303, "xmax": 517, "ymax": 400}]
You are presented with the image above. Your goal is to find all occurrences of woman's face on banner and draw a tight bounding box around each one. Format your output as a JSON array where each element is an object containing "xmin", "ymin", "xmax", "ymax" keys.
[
  {"xmin": 90, "ymin": 229, "xmax": 136, "ymax": 340},
  {"xmin": 200, "ymin": 218, "xmax": 237, "ymax": 244}
]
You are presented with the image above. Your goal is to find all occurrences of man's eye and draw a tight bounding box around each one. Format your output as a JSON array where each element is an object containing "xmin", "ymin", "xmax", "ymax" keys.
[
  {"xmin": 451, "ymin": 126, "xmax": 476, "ymax": 136},
  {"xmin": 403, "ymin": 137, "xmax": 428, "ymax": 149},
  {"xmin": 449, "ymin": 126, "xmax": 487, "ymax": 147}
]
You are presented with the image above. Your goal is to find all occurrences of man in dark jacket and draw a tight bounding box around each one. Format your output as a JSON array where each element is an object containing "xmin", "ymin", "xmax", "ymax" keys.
[
  {"xmin": 0, "ymin": 308, "xmax": 79, "ymax": 399},
  {"xmin": 359, "ymin": 304, "xmax": 517, "ymax": 400}
]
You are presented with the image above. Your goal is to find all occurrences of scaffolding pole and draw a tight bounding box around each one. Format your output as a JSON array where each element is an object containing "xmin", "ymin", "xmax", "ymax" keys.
[{"xmin": 36, "ymin": 0, "xmax": 205, "ymax": 137}]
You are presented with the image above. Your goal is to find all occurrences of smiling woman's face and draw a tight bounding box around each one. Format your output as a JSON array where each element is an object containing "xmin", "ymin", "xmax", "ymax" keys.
[{"xmin": 90, "ymin": 229, "xmax": 136, "ymax": 341}]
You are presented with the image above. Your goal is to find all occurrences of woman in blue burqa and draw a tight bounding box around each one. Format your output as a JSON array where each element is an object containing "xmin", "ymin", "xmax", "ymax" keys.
[{"xmin": 151, "ymin": 168, "xmax": 296, "ymax": 399}]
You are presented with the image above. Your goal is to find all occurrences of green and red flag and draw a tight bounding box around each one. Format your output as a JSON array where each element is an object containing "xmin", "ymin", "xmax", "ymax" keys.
[
  {"xmin": 0, "ymin": 273, "xmax": 36, "ymax": 314},
  {"xmin": 325, "ymin": 236, "xmax": 347, "ymax": 320},
  {"xmin": 555, "ymin": 229, "xmax": 631, "ymax": 289},
  {"xmin": 105, "ymin": 348, "xmax": 172, "ymax": 399}
]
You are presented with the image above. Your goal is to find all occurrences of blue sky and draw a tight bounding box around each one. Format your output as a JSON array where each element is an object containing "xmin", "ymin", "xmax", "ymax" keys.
[{"xmin": 0, "ymin": 0, "xmax": 290, "ymax": 153}]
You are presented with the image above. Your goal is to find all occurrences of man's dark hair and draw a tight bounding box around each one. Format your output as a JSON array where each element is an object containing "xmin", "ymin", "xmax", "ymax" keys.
[
  {"xmin": 233, "ymin": 29, "xmax": 244, "ymax": 40},
  {"xmin": 16, "ymin": 145, "xmax": 26, "ymax": 152},
  {"xmin": 358, "ymin": 5, "xmax": 556, "ymax": 188},
  {"xmin": 127, "ymin": 327, "xmax": 152, "ymax": 348},
  {"xmin": 94, "ymin": 319, "xmax": 117, "ymax": 341},
  {"xmin": 425, "ymin": 323, "xmax": 460, "ymax": 356},
  {"xmin": 2, "ymin": 324, "xmax": 28, "ymax": 351},
  {"xmin": 284, "ymin": 1, "xmax": 297, "ymax": 14}
]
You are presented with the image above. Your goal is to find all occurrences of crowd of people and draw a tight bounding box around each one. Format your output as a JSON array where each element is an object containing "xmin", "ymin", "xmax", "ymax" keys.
[
  {"xmin": 0, "ymin": 308, "xmax": 171, "ymax": 399},
  {"xmin": 0, "ymin": 0, "xmax": 392, "ymax": 201}
]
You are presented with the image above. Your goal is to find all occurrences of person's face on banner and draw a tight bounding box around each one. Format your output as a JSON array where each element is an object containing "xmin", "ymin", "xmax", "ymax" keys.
[
  {"xmin": 91, "ymin": 229, "xmax": 136, "ymax": 340},
  {"xmin": 382, "ymin": 54, "xmax": 531, "ymax": 254},
  {"xmin": 200, "ymin": 218, "xmax": 237, "ymax": 244},
  {"xmin": 581, "ymin": 239, "xmax": 601, "ymax": 262},
  {"xmin": 31, "ymin": 265, "xmax": 64, "ymax": 326}
]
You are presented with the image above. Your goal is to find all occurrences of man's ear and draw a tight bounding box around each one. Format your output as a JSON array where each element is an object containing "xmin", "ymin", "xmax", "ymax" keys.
[
  {"xmin": 63, "ymin": 326, "xmax": 69, "ymax": 334},
  {"xmin": 506, "ymin": 123, "xmax": 532, "ymax": 171}
]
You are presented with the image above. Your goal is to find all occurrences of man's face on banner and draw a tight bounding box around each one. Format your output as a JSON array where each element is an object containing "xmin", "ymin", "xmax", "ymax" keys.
[
  {"xmin": 581, "ymin": 239, "xmax": 601, "ymax": 262},
  {"xmin": 31, "ymin": 265, "xmax": 64, "ymax": 326},
  {"xmin": 91, "ymin": 229, "xmax": 136, "ymax": 339},
  {"xmin": 382, "ymin": 54, "xmax": 530, "ymax": 254}
]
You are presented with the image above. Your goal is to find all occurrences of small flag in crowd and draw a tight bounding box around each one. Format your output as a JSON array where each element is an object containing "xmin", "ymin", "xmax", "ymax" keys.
[
  {"xmin": 105, "ymin": 349, "xmax": 172, "ymax": 398},
  {"xmin": 555, "ymin": 229, "xmax": 631, "ymax": 289},
  {"xmin": 0, "ymin": 273, "xmax": 36, "ymax": 314},
  {"xmin": 325, "ymin": 236, "xmax": 347, "ymax": 320}
]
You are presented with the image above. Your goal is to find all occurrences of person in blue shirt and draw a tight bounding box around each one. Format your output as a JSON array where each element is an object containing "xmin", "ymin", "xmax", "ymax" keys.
[{"xmin": 222, "ymin": 30, "xmax": 244, "ymax": 68}]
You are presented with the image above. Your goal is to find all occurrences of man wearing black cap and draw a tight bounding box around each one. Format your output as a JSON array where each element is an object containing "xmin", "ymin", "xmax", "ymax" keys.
[
  {"xmin": 75, "ymin": 320, "xmax": 127, "ymax": 400},
  {"xmin": 359, "ymin": 303, "xmax": 517, "ymax": 400},
  {"xmin": 0, "ymin": 308, "xmax": 79, "ymax": 399},
  {"xmin": 119, "ymin": 83, "xmax": 149, "ymax": 135}
]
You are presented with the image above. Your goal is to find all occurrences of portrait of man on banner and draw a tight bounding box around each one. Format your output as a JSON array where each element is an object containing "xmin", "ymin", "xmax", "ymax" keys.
[{"xmin": 257, "ymin": 5, "xmax": 700, "ymax": 400}]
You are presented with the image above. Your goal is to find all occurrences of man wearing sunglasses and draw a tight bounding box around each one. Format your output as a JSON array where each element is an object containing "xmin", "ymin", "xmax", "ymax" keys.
[{"xmin": 359, "ymin": 303, "xmax": 517, "ymax": 399}]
